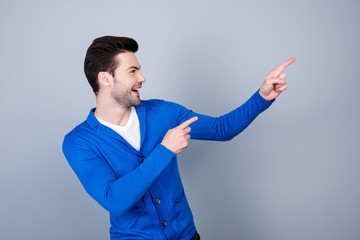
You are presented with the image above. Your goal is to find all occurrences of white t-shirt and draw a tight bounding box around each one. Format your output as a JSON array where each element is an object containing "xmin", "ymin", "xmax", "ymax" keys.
[{"xmin": 95, "ymin": 107, "xmax": 140, "ymax": 151}]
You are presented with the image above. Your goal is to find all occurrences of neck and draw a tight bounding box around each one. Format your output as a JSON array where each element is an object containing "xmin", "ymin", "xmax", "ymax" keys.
[{"xmin": 94, "ymin": 95, "xmax": 132, "ymax": 126}]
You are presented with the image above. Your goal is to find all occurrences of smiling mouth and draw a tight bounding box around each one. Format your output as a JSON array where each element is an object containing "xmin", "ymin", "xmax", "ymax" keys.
[{"xmin": 131, "ymin": 89, "xmax": 140, "ymax": 96}]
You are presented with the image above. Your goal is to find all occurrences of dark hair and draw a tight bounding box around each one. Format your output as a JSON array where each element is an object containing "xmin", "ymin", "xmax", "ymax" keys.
[{"xmin": 84, "ymin": 36, "xmax": 139, "ymax": 95}]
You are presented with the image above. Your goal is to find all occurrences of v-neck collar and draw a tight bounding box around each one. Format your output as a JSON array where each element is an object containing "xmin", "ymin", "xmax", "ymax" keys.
[{"xmin": 86, "ymin": 104, "xmax": 147, "ymax": 153}]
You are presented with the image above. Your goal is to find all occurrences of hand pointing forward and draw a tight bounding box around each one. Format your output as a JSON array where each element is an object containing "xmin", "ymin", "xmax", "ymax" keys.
[
  {"xmin": 259, "ymin": 58, "xmax": 295, "ymax": 101},
  {"xmin": 161, "ymin": 117, "xmax": 198, "ymax": 155}
]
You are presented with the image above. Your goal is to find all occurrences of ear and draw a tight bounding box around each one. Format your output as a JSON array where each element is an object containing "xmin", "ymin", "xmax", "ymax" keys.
[{"xmin": 97, "ymin": 72, "xmax": 113, "ymax": 88}]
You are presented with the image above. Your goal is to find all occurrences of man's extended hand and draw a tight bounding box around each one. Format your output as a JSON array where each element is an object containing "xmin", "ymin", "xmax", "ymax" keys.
[
  {"xmin": 161, "ymin": 117, "xmax": 198, "ymax": 155},
  {"xmin": 259, "ymin": 58, "xmax": 295, "ymax": 101}
]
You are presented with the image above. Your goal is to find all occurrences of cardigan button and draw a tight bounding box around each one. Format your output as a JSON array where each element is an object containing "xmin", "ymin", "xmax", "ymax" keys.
[
  {"xmin": 162, "ymin": 220, "xmax": 168, "ymax": 226},
  {"xmin": 155, "ymin": 198, "xmax": 161, "ymax": 204},
  {"xmin": 140, "ymin": 157, "xmax": 145, "ymax": 162}
]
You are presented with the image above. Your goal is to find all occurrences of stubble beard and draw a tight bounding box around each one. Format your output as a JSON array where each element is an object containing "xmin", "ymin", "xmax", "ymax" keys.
[{"xmin": 111, "ymin": 83, "xmax": 141, "ymax": 109}]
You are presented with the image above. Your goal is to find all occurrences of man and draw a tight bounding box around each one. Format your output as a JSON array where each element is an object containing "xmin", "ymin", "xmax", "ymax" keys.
[{"xmin": 62, "ymin": 36, "xmax": 294, "ymax": 240}]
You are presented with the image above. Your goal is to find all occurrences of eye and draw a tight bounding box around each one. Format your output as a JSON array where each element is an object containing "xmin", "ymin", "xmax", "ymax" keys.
[{"xmin": 130, "ymin": 70, "xmax": 136, "ymax": 74}]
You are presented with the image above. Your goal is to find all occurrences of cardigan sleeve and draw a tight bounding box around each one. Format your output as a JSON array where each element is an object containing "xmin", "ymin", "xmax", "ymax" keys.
[
  {"xmin": 62, "ymin": 135, "xmax": 175, "ymax": 217},
  {"xmin": 164, "ymin": 89, "xmax": 274, "ymax": 141}
]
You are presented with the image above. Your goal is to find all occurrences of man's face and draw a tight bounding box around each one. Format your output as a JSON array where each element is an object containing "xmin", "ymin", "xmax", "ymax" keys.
[{"xmin": 110, "ymin": 52, "xmax": 146, "ymax": 108}]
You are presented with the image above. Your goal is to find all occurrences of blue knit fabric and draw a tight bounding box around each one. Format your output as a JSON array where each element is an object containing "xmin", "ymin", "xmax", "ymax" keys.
[{"xmin": 62, "ymin": 90, "xmax": 273, "ymax": 240}]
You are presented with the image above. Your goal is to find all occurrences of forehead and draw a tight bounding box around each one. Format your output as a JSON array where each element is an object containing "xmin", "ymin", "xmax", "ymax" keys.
[{"xmin": 115, "ymin": 51, "xmax": 140, "ymax": 69}]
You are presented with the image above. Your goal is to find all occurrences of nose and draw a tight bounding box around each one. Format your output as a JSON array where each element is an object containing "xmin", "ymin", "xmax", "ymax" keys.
[{"xmin": 138, "ymin": 72, "xmax": 146, "ymax": 83}]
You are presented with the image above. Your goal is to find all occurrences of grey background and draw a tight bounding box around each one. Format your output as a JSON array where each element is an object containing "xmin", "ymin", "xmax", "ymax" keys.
[{"xmin": 1, "ymin": 0, "xmax": 359, "ymax": 239}]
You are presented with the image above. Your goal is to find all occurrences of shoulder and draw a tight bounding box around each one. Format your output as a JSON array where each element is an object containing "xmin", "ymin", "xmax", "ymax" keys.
[
  {"xmin": 140, "ymin": 99, "xmax": 187, "ymax": 111},
  {"xmin": 140, "ymin": 99, "xmax": 166, "ymax": 108},
  {"xmin": 63, "ymin": 122, "xmax": 90, "ymax": 148},
  {"xmin": 62, "ymin": 113, "xmax": 99, "ymax": 152},
  {"xmin": 139, "ymin": 99, "xmax": 192, "ymax": 126}
]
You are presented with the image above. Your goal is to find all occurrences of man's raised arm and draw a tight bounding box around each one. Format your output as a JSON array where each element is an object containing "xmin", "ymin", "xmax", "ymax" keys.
[{"xmin": 163, "ymin": 58, "xmax": 295, "ymax": 142}]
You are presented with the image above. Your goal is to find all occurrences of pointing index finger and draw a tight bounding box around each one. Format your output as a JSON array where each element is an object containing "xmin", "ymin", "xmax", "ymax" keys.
[
  {"xmin": 178, "ymin": 116, "xmax": 198, "ymax": 129},
  {"xmin": 266, "ymin": 58, "xmax": 295, "ymax": 79}
]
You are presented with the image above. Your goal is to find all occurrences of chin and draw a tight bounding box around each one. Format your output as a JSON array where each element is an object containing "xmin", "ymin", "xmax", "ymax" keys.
[{"xmin": 132, "ymin": 99, "xmax": 141, "ymax": 107}]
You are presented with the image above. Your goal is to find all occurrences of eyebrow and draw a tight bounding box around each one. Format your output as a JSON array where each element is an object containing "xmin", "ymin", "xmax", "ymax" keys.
[{"xmin": 127, "ymin": 66, "xmax": 141, "ymax": 71}]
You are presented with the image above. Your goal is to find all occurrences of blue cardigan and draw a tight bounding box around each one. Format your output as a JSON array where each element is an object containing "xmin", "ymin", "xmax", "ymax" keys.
[{"xmin": 62, "ymin": 90, "xmax": 273, "ymax": 240}]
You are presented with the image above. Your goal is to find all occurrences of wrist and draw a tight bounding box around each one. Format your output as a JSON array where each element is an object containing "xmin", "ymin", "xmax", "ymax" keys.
[
  {"xmin": 160, "ymin": 142, "xmax": 173, "ymax": 154},
  {"xmin": 257, "ymin": 89, "xmax": 275, "ymax": 102},
  {"xmin": 258, "ymin": 89, "xmax": 270, "ymax": 101}
]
